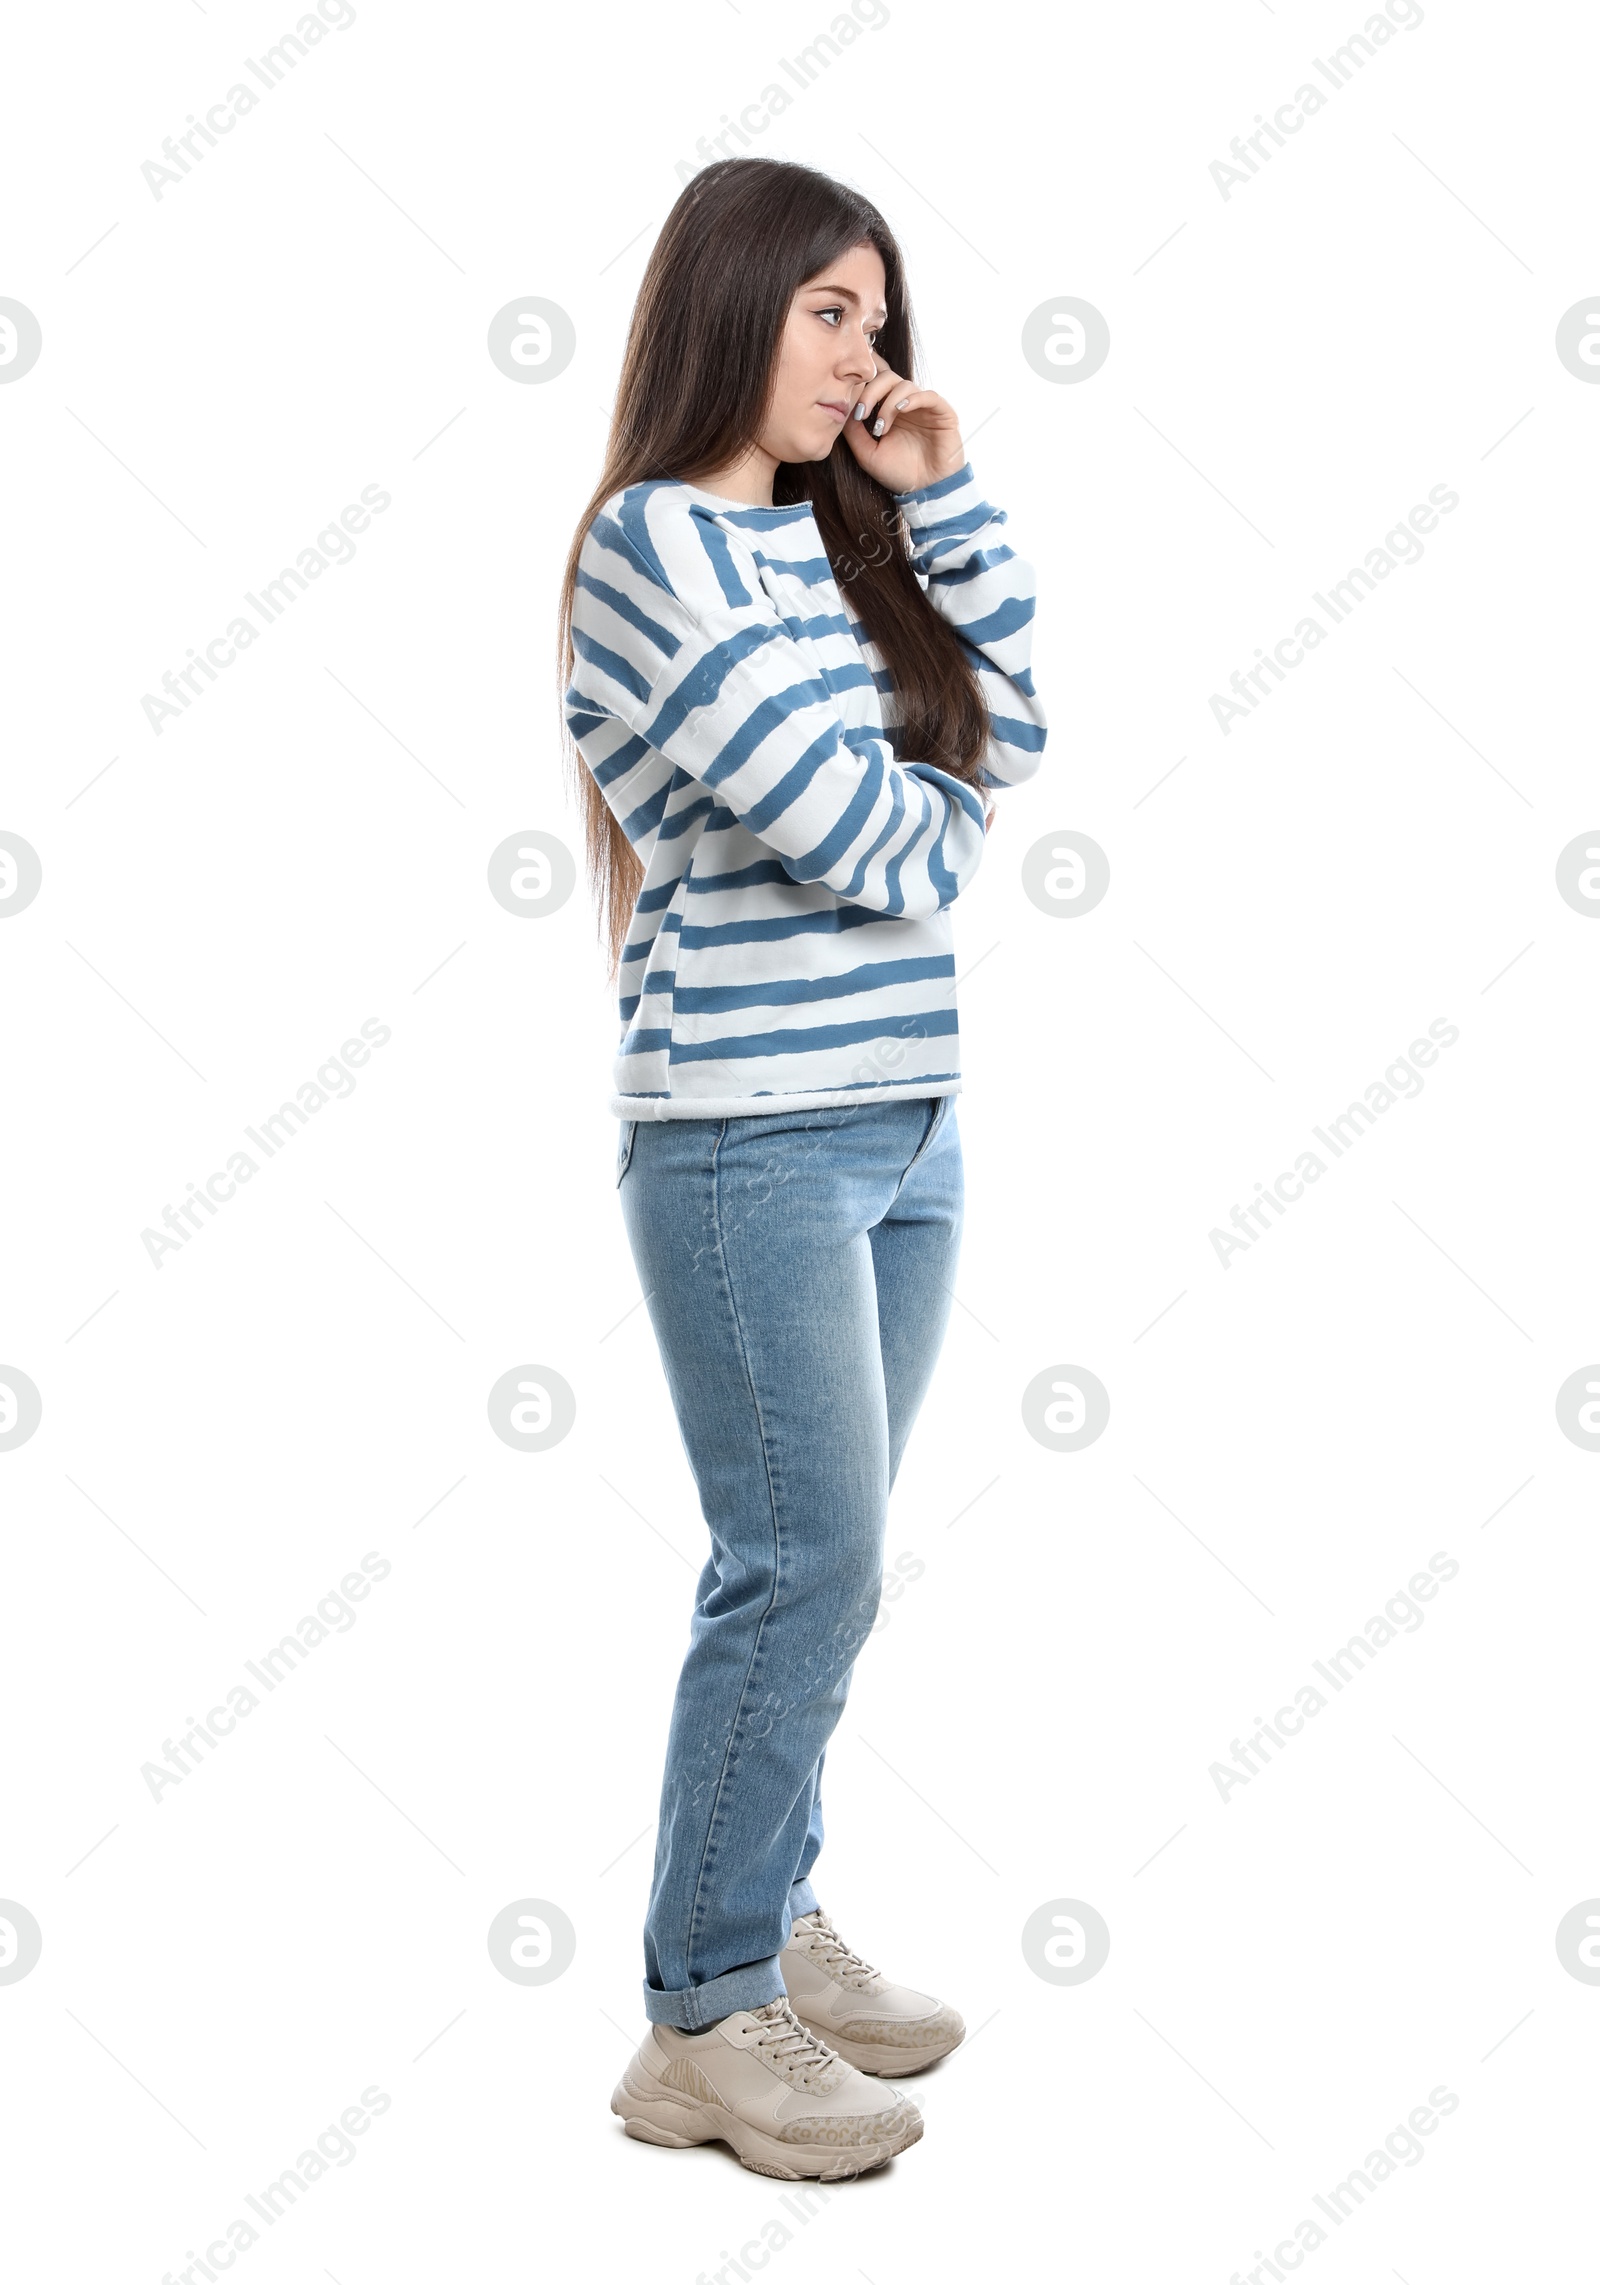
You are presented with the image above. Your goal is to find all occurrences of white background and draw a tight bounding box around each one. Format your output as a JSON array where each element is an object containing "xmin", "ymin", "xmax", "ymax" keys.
[{"xmin": 3, "ymin": 0, "xmax": 1597, "ymax": 2277}]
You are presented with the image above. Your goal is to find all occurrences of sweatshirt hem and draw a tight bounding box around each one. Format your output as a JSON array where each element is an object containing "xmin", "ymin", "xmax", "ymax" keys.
[{"xmin": 610, "ymin": 1079, "xmax": 962, "ymax": 1121}]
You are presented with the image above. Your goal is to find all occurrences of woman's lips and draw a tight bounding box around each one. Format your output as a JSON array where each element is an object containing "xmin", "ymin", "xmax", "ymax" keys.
[{"xmin": 819, "ymin": 400, "xmax": 851, "ymax": 421}]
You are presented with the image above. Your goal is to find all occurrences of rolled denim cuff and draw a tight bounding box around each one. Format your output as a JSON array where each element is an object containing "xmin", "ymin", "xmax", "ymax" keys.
[{"xmin": 642, "ymin": 1952, "xmax": 787, "ymax": 2030}]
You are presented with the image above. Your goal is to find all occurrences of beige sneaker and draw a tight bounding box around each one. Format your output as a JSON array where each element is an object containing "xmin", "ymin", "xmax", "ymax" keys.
[
  {"xmin": 610, "ymin": 1995, "xmax": 923, "ymax": 2180},
  {"xmin": 781, "ymin": 1907, "xmax": 965, "ymax": 2076}
]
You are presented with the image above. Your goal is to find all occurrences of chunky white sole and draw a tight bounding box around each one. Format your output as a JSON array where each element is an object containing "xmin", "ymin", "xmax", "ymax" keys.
[
  {"xmin": 609, "ymin": 2056, "xmax": 922, "ymax": 2180},
  {"xmin": 788, "ymin": 2018, "xmax": 966, "ymax": 2077}
]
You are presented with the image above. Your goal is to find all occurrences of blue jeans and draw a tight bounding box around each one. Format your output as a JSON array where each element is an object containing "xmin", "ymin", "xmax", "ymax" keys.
[{"xmin": 616, "ymin": 1094, "xmax": 963, "ymax": 2028}]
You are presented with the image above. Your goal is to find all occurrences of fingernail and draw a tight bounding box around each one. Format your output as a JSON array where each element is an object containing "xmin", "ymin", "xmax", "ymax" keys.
[
  {"xmin": 871, "ymin": 419, "xmax": 884, "ymax": 436},
  {"xmin": 853, "ymin": 403, "xmax": 866, "ymax": 420}
]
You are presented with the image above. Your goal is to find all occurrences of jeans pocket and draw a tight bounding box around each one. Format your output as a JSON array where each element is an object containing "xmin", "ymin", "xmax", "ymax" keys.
[
  {"xmin": 615, "ymin": 1118, "xmax": 638, "ymax": 1187},
  {"xmin": 906, "ymin": 1092, "xmax": 952, "ymax": 1172}
]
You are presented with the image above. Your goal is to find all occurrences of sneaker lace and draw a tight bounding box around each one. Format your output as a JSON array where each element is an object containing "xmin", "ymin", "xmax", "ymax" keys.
[
  {"xmin": 747, "ymin": 1997, "xmax": 842, "ymax": 2084},
  {"xmin": 795, "ymin": 1910, "xmax": 880, "ymax": 1990}
]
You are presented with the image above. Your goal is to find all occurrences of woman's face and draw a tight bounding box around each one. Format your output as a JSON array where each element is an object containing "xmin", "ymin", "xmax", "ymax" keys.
[{"xmin": 761, "ymin": 240, "xmax": 889, "ymax": 465}]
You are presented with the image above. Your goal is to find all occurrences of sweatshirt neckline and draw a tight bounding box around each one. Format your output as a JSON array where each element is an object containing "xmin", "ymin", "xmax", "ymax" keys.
[{"xmin": 676, "ymin": 480, "xmax": 818, "ymax": 521}]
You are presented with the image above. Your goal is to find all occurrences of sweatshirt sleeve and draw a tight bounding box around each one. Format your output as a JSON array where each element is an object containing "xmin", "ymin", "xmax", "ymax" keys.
[
  {"xmin": 894, "ymin": 463, "xmax": 1048, "ymax": 791},
  {"xmin": 566, "ymin": 492, "xmax": 989, "ymax": 922}
]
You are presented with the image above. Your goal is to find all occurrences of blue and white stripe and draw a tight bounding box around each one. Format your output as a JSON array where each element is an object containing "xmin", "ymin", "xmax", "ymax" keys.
[{"xmin": 566, "ymin": 460, "xmax": 1046, "ymax": 1117}]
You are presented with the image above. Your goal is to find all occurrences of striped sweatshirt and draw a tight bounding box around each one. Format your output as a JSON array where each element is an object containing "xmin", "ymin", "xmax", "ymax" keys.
[{"xmin": 565, "ymin": 460, "xmax": 1046, "ymax": 1117}]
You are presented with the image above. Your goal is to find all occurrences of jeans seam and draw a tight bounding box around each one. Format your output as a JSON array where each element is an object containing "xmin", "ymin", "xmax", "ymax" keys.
[{"xmin": 681, "ymin": 1118, "xmax": 787, "ymax": 1998}]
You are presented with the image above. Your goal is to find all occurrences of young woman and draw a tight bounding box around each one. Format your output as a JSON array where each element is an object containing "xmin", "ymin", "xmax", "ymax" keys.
[{"xmin": 558, "ymin": 156, "xmax": 1046, "ymax": 2179}]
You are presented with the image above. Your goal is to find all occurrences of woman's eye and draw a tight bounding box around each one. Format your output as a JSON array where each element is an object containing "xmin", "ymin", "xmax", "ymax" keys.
[{"xmin": 815, "ymin": 307, "xmax": 880, "ymax": 341}]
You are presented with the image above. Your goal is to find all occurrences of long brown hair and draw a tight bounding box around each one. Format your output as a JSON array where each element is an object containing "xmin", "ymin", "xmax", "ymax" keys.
[{"xmin": 556, "ymin": 157, "xmax": 992, "ymax": 973}]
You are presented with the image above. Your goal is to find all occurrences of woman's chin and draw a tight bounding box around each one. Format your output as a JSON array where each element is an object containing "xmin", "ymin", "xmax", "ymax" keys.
[{"xmin": 773, "ymin": 428, "xmax": 856, "ymax": 469}]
